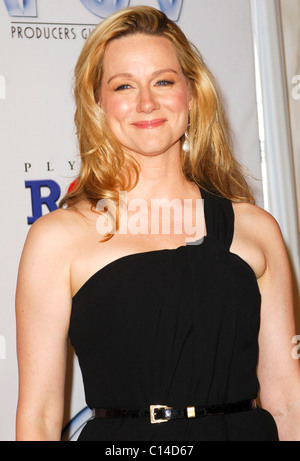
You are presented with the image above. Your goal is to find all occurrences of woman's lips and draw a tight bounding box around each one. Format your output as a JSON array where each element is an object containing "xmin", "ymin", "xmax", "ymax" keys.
[{"xmin": 131, "ymin": 119, "xmax": 167, "ymax": 129}]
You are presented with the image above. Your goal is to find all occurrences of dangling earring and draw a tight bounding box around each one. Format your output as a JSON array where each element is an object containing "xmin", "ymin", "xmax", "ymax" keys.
[{"xmin": 182, "ymin": 131, "xmax": 190, "ymax": 153}]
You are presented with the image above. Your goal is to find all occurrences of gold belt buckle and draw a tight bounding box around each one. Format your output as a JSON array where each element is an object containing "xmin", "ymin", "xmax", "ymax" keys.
[{"xmin": 150, "ymin": 405, "xmax": 172, "ymax": 424}]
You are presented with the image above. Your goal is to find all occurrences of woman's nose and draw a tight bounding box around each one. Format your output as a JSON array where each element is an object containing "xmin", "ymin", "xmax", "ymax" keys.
[{"xmin": 136, "ymin": 87, "xmax": 160, "ymax": 113}]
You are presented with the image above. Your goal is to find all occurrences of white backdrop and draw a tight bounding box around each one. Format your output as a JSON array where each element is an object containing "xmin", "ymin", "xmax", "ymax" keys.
[{"xmin": 0, "ymin": 0, "xmax": 262, "ymax": 441}]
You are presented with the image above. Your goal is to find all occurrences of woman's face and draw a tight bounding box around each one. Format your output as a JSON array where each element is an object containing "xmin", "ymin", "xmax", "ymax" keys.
[{"xmin": 99, "ymin": 33, "xmax": 191, "ymax": 159}]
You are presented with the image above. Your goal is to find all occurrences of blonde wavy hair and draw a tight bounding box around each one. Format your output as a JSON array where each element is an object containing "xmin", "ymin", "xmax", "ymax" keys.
[{"xmin": 59, "ymin": 6, "xmax": 255, "ymax": 239}]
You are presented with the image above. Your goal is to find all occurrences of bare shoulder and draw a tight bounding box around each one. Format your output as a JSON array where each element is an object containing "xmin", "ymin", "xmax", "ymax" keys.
[
  {"xmin": 232, "ymin": 201, "xmax": 283, "ymax": 245},
  {"xmin": 16, "ymin": 206, "xmax": 92, "ymax": 317},
  {"xmin": 232, "ymin": 203, "xmax": 281, "ymax": 238},
  {"xmin": 232, "ymin": 200, "xmax": 277, "ymax": 224},
  {"xmin": 18, "ymin": 206, "xmax": 91, "ymax": 288},
  {"xmin": 24, "ymin": 204, "xmax": 90, "ymax": 249},
  {"xmin": 28, "ymin": 207, "xmax": 79, "ymax": 235}
]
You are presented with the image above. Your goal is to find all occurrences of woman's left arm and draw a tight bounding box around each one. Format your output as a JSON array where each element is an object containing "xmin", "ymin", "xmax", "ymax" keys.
[{"xmin": 256, "ymin": 209, "xmax": 300, "ymax": 441}]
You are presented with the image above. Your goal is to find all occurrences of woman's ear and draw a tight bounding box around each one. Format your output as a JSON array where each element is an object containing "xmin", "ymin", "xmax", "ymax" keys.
[
  {"xmin": 95, "ymin": 88, "xmax": 101, "ymax": 107},
  {"xmin": 186, "ymin": 82, "xmax": 193, "ymax": 112},
  {"xmin": 95, "ymin": 78, "xmax": 103, "ymax": 107},
  {"xmin": 188, "ymin": 94, "xmax": 193, "ymax": 116}
]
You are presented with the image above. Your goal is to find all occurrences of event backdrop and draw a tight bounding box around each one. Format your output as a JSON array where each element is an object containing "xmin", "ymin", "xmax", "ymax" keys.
[{"xmin": 0, "ymin": 0, "xmax": 262, "ymax": 440}]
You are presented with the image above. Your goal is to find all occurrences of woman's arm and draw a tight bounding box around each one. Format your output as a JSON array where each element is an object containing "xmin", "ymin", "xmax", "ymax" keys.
[
  {"xmin": 15, "ymin": 210, "xmax": 73, "ymax": 441},
  {"xmin": 255, "ymin": 207, "xmax": 300, "ymax": 441}
]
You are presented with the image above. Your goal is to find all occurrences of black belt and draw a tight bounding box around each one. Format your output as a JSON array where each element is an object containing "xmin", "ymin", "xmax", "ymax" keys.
[{"xmin": 92, "ymin": 399, "xmax": 257, "ymax": 424}]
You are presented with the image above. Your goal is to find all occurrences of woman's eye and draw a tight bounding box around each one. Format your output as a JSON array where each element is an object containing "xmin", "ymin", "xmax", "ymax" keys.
[
  {"xmin": 114, "ymin": 80, "xmax": 174, "ymax": 91},
  {"xmin": 156, "ymin": 80, "xmax": 174, "ymax": 87},
  {"xmin": 114, "ymin": 84, "xmax": 131, "ymax": 91}
]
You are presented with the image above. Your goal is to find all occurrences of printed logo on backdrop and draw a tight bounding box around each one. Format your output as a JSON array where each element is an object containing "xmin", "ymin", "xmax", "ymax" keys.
[
  {"xmin": 24, "ymin": 160, "xmax": 78, "ymax": 224},
  {"xmin": 79, "ymin": 0, "xmax": 183, "ymax": 20},
  {"xmin": 4, "ymin": 0, "xmax": 37, "ymax": 17},
  {"xmin": 25, "ymin": 180, "xmax": 61, "ymax": 225},
  {"xmin": 4, "ymin": 0, "xmax": 183, "ymax": 20},
  {"xmin": 4, "ymin": 0, "xmax": 184, "ymax": 41}
]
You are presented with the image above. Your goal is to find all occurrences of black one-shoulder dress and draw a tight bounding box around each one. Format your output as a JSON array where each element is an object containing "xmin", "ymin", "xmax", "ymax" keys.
[{"xmin": 69, "ymin": 186, "xmax": 279, "ymax": 441}]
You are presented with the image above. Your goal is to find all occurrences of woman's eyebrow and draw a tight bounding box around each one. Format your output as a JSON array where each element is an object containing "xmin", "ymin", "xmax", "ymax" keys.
[
  {"xmin": 107, "ymin": 73, "xmax": 132, "ymax": 84},
  {"xmin": 107, "ymin": 68, "xmax": 179, "ymax": 84}
]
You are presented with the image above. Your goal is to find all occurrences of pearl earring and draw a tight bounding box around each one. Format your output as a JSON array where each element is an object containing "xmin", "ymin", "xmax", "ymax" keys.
[{"xmin": 182, "ymin": 131, "xmax": 190, "ymax": 153}]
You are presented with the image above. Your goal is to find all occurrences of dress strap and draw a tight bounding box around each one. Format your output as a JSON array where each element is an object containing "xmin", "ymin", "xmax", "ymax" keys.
[{"xmin": 199, "ymin": 186, "xmax": 234, "ymax": 252}]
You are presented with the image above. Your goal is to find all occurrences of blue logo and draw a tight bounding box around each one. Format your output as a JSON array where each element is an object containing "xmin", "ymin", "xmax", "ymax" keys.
[
  {"xmin": 153, "ymin": 0, "xmax": 184, "ymax": 22},
  {"xmin": 80, "ymin": 0, "xmax": 130, "ymax": 18},
  {"xmin": 4, "ymin": 0, "xmax": 37, "ymax": 17},
  {"xmin": 4, "ymin": 0, "xmax": 184, "ymax": 22},
  {"xmin": 25, "ymin": 180, "xmax": 61, "ymax": 225},
  {"xmin": 80, "ymin": 0, "xmax": 183, "ymax": 21},
  {"xmin": 61, "ymin": 407, "xmax": 93, "ymax": 441}
]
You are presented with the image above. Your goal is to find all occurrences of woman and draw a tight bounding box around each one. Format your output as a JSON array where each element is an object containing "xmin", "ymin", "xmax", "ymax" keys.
[{"xmin": 15, "ymin": 6, "xmax": 300, "ymax": 441}]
